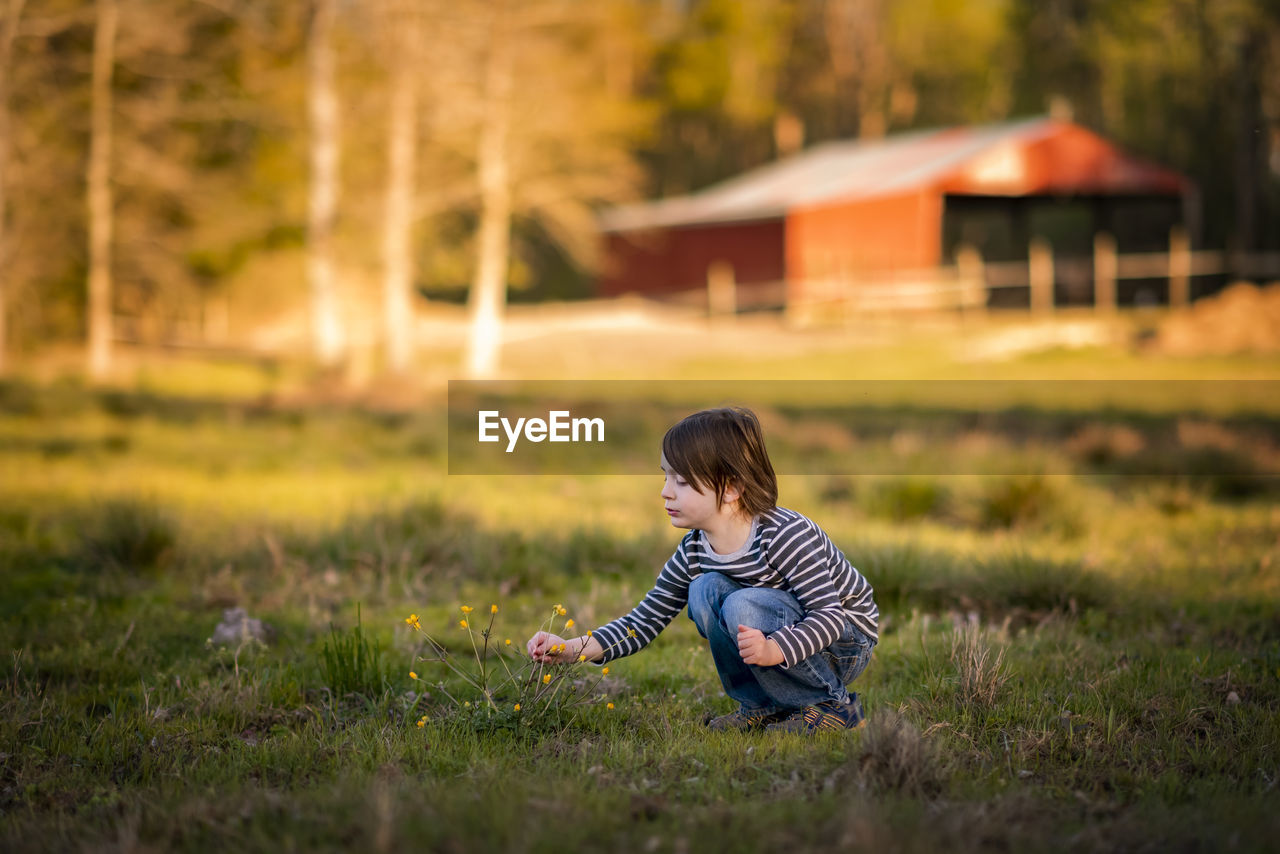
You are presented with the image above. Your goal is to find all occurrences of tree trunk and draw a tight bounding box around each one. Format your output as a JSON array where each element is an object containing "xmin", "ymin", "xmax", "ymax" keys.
[
  {"xmin": 1233, "ymin": 29, "xmax": 1263, "ymax": 255},
  {"xmin": 87, "ymin": 0, "xmax": 117, "ymax": 379},
  {"xmin": 464, "ymin": 2, "xmax": 512, "ymax": 380},
  {"xmin": 381, "ymin": 3, "xmax": 417, "ymax": 375},
  {"xmin": 0, "ymin": 0, "xmax": 26, "ymax": 374},
  {"xmin": 307, "ymin": 0, "xmax": 344, "ymax": 366}
]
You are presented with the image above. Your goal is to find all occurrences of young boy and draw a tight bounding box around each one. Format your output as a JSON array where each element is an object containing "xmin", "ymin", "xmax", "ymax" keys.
[{"xmin": 526, "ymin": 407, "xmax": 878, "ymax": 733}]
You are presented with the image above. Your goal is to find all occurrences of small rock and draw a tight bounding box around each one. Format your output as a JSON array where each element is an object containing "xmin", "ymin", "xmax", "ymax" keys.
[
  {"xmin": 1226, "ymin": 691, "xmax": 1240, "ymax": 705},
  {"xmin": 210, "ymin": 607, "xmax": 270, "ymax": 646}
]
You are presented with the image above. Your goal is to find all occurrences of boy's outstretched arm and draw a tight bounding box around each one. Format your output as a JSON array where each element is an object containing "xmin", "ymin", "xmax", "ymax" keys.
[{"xmin": 526, "ymin": 631, "xmax": 604, "ymax": 664}]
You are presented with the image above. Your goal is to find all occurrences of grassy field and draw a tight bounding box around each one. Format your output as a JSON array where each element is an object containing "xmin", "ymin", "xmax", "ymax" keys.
[{"xmin": 2, "ymin": 335, "xmax": 1279, "ymax": 852}]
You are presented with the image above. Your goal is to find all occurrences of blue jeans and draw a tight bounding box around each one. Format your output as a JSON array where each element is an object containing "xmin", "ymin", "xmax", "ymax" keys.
[{"xmin": 687, "ymin": 572, "xmax": 875, "ymax": 712}]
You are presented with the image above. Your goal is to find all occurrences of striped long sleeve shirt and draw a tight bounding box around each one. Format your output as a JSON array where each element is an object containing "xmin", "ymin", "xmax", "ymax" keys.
[{"xmin": 591, "ymin": 507, "xmax": 878, "ymax": 668}]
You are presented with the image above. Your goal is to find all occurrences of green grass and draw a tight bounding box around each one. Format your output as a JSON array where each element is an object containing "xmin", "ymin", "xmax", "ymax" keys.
[
  {"xmin": 1, "ymin": 372, "xmax": 1278, "ymax": 852},
  {"xmin": 319, "ymin": 605, "xmax": 389, "ymax": 699}
]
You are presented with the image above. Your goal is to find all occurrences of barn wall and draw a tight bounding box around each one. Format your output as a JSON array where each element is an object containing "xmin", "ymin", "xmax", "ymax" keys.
[
  {"xmin": 785, "ymin": 190, "xmax": 944, "ymax": 282},
  {"xmin": 598, "ymin": 219, "xmax": 786, "ymax": 299}
]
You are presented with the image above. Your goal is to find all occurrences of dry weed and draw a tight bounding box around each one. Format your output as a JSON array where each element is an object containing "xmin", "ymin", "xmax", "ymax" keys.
[
  {"xmin": 949, "ymin": 621, "xmax": 1010, "ymax": 710},
  {"xmin": 854, "ymin": 709, "xmax": 944, "ymax": 796}
]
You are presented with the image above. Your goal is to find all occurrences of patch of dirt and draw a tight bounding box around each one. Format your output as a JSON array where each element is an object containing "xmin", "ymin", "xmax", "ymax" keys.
[{"xmin": 1156, "ymin": 281, "xmax": 1280, "ymax": 355}]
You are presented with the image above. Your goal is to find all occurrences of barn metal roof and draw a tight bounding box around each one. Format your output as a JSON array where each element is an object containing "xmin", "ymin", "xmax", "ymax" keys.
[{"xmin": 600, "ymin": 117, "xmax": 1175, "ymax": 232}]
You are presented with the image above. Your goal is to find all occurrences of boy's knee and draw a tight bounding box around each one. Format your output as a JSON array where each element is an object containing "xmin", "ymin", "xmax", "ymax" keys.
[
  {"xmin": 687, "ymin": 572, "xmax": 732, "ymax": 632},
  {"xmin": 722, "ymin": 588, "xmax": 794, "ymax": 634}
]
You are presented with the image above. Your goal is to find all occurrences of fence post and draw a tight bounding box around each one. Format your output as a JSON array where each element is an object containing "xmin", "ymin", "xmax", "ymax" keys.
[
  {"xmin": 1093, "ymin": 232, "xmax": 1117, "ymax": 315},
  {"xmin": 955, "ymin": 243, "xmax": 986, "ymax": 316},
  {"xmin": 838, "ymin": 257, "xmax": 859, "ymax": 327},
  {"xmin": 707, "ymin": 260, "xmax": 736, "ymax": 320},
  {"xmin": 1029, "ymin": 237, "xmax": 1054, "ymax": 315},
  {"xmin": 1169, "ymin": 226, "xmax": 1191, "ymax": 308}
]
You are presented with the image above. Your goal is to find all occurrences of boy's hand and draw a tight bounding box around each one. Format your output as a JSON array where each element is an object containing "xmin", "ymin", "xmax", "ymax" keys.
[
  {"xmin": 737, "ymin": 625, "xmax": 784, "ymax": 667},
  {"xmin": 527, "ymin": 631, "xmax": 605, "ymax": 664},
  {"xmin": 527, "ymin": 631, "xmax": 574, "ymax": 663}
]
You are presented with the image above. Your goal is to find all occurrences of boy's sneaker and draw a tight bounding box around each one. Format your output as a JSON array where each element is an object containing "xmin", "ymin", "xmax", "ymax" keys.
[
  {"xmin": 705, "ymin": 705, "xmax": 784, "ymax": 732},
  {"xmin": 765, "ymin": 695, "xmax": 865, "ymax": 734}
]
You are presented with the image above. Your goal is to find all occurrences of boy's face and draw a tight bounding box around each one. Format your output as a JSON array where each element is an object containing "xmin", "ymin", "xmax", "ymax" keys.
[{"xmin": 659, "ymin": 453, "xmax": 739, "ymax": 531}]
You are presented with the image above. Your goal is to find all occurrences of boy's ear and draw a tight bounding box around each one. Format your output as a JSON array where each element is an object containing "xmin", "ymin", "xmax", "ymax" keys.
[{"xmin": 722, "ymin": 480, "xmax": 742, "ymax": 505}]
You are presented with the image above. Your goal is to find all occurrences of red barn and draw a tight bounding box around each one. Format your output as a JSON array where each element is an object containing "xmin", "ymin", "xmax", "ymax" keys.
[{"xmin": 598, "ymin": 117, "xmax": 1192, "ymax": 310}]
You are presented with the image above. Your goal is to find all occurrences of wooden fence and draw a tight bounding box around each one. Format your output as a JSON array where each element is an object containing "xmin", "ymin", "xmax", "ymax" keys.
[{"xmin": 699, "ymin": 229, "xmax": 1280, "ymax": 323}]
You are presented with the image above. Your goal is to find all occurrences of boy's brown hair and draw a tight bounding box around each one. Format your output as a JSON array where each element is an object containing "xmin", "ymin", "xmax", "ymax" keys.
[{"xmin": 662, "ymin": 407, "xmax": 777, "ymax": 518}]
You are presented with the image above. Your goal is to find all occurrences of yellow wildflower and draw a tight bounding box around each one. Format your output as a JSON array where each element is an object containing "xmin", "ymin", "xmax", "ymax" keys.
[
  {"xmin": 464, "ymin": 701, "xmax": 471, "ymax": 707},
  {"xmin": 558, "ymin": 606, "xmax": 567, "ymax": 616},
  {"xmin": 416, "ymin": 719, "xmax": 425, "ymax": 728},
  {"xmin": 565, "ymin": 619, "xmax": 575, "ymax": 629},
  {"xmin": 490, "ymin": 604, "xmax": 498, "ymax": 614},
  {"xmin": 578, "ymin": 654, "xmax": 586, "ymax": 662},
  {"xmin": 514, "ymin": 703, "xmax": 521, "ymax": 712},
  {"xmin": 460, "ymin": 605, "xmax": 473, "ymax": 614},
  {"xmin": 542, "ymin": 674, "xmax": 552, "ymax": 684},
  {"xmin": 587, "ymin": 630, "xmax": 593, "ymax": 637},
  {"xmin": 627, "ymin": 628, "xmax": 637, "ymax": 638},
  {"xmin": 404, "ymin": 614, "xmax": 418, "ymax": 625},
  {"xmin": 505, "ymin": 638, "xmax": 512, "ymax": 646},
  {"xmin": 602, "ymin": 667, "xmax": 609, "ymax": 675},
  {"xmin": 409, "ymin": 671, "xmax": 418, "ymax": 680},
  {"xmin": 459, "ymin": 619, "xmax": 468, "ymax": 629},
  {"xmin": 607, "ymin": 703, "xmax": 615, "ymax": 710}
]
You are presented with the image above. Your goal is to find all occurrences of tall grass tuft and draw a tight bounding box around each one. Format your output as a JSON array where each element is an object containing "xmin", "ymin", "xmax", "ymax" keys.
[
  {"xmin": 1114, "ymin": 446, "xmax": 1278, "ymax": 500},
  {"xmin": 320, "ymin": 605, "xmax": 386, "ymax": 698},
  {"xmin": 74, "ymin": 498, "xmax": 176, "ymax": 572},
  {"xmin": 949, "ymin": 622, "xmax": 1009, "ymax": 710},
  {"xmin": 854, "ymin": 709, "xmax": 944, "ymax": 796},
  {"xmin": 864, "ymin": 479, "xmax": 950, "ymax": 523},
  {"xmin": 975, "ymin": 551, "xmax": 1110, "ymax": 615},
  {"xmin": 978, "ymin": 476, "xmax": 1058, "ymax": 529}
]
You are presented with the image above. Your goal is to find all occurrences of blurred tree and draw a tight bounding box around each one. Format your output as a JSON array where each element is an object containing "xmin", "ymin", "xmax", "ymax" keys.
[
  {"xmin": 3, "ymin": 2, "xmax": 89, "ymax": 354},
  {"xmin": 452, "ymin": 0, "xmax": 643, "ymax": 377},
  {"xmin": 641, "ymin": 0, "xmax": 1011, "ymax": 194},
  {"xmin": 463, "ymin": 0, "xmax": 513, "ymax": 379},
  {"xmin": 307, "ymin": 0, "xmax": 344, "ymax": 367},
  {"xmin": 86, "ymin": 0, "xmax": 115, "ymax": 378},
  {"xmin": 0, "ymin": 0, "xmax": 26, "ymax": 374},
  {"xmin": 1009, "ymin": 0, "xmax": 1280, "ymax": 251},
  {"xmin": 821, "ymin": 0, "xmax": 891, "ymax": 138},
  {"xmin": 375, "ymin": 0, "xmax": 420, "ymax": 374},
  {"xmin": 640, "ymin": 0, "xmax": 789, "ymax": 194},
  {"xmin": 6, "ymin": 0, "xmax": 300, "ymax": 358},
  {"xmin": 1007, "ymin": 0, "xmax": 1102, "ymax": 126},
  {"xmin": 883, "ymin": 0, "xmax": 1012, "ymax": 127}
]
